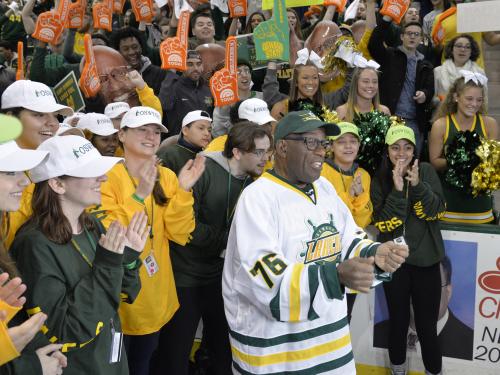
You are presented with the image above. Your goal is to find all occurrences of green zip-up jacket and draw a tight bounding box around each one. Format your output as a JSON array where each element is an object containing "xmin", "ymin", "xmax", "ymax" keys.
[
  {"xmin": 170, "ymin": 151, "xmax": 252, "ymax": 287},
  {"xmin": 157, "ymin": 139, "xmax": 201, "ymax": 175},
  {"xmin": 9, "ymin": 219, "xmax": 142, "ymax": 375},
  {"xmin": 371, "ymin": 162, "xmax": 446, "ymax": 267}
]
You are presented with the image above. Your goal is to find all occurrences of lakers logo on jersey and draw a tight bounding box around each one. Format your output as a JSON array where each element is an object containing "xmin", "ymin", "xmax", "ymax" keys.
[{"xmin": 302, "ymin": 215, "xmax": 341, "ymax": 264}]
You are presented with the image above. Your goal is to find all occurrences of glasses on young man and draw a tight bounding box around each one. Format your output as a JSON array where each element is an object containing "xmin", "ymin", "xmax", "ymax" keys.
[
  {"xmin": 284, "ymin": 136, "xmax": 331, "ymax": 151},
  {"xmin": 404, "ymin": 31, "xmax": 421, "ymax": 38}
]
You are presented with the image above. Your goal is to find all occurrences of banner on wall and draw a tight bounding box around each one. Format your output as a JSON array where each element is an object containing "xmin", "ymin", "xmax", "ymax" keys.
[
  {"xmin": 262, "ymin": 0, "xmax": 322, "ymax": 10},
  {"xmin": 350, "ymin": 225, "xmax": 500, "ymax": 375}
]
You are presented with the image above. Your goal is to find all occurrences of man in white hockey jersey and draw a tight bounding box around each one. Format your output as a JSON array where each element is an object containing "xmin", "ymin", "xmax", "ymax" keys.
[{"xmin": 222, "ymin": 110, "xmax": 409, "ymax": 374}]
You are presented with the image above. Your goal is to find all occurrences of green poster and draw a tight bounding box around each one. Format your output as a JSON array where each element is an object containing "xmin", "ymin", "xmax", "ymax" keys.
[
  {"xmin": 253, "ymin": 0, "xmax": 289, "ymax": 62},
  {"xmin": 53, "ymin": 71, "xmax": 85, "ymax": 112},
  {"xmin": 236, "ymin": 34, "xmax": 267, "ymax": 70}
]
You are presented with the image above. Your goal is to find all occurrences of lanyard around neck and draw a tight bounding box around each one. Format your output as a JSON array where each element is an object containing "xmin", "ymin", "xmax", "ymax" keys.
[
  {"xmin": 123, "ymin": 163, "xmax": 155, "ymax": 243},
  {"xmin": 70, "ymin": 228, "xmax": 97, "ymax": 268}
]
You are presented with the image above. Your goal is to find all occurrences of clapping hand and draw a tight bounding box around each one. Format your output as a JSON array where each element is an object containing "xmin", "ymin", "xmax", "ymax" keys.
[
  {"xmin": 405, "ymin": 159, "xmax": 419, "ymax": 187},
  {"xmin": 124, "ymin": 211, "xmax": 150, "ymax": 253},
  {"xmin": 134, "ymin": 156, "xmax": 159, "ymax": 200},
  {"xmin": 99, "ymin": 221, "xmax": 126, "ymax": 255},
  {"xmin": 349, "ymin": 172, "xmax": 364, "ymax": 197},
  {"xmin": 0, "ymin": 273, "xmax": 27, "ymax": 308},
  {"xmin": 392, "ymin": 159, "xmax": 405, "ymax": 191},
  {"xmin": 178, "ymin": 155, "xmax": 206, "ymax": 192}
]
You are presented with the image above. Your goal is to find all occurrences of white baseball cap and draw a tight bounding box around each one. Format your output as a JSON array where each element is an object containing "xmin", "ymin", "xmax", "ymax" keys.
[
  {"xmin": 77, "ymin": 113, "xmax": 118, "ymax": 136},
  {"xmin": 0, "ymin": 140, "xmax": 49, "ymax": 172},
  {"xmin": 182, "ymin": 110, "xmax": 212, "ymax": 128},
  {"xmin": 238, "ymin": 98, "xmax": 275, "ymax": 125},
  {"xmin": 1, "ymin": 80, "xmax": 74, "ymax": 117},
  {"xmin": 121, "ymin": 106, "xmax": 168, "ymax": 133},
  {"xmin": 55, "ymin": 123, "xmax": 85, "ymax": 137},
  {"xmin": 104, "ymin": 102, "xmax": 130, "ymax": 119},
  {"xmin": 30, "ymin": 135, "xmax": 123, "ymax": 183}
]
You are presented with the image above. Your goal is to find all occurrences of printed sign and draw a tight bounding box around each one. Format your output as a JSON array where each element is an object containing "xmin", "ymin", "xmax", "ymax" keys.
[
  {"xmin": 210, "ymin": 36, "xmax": 239, "ymax": 107},
  {"xmin": 254, "ymin": 0, "xmax": 290, "ymax": 62},
  {"xmin": 160, "ymin": 10, "xmax": 190, "ymax": 71},
  {"xmin": 236, "ymin": 34, "xmax": 267, "ymax": 70},
  {"xmin": 54, "ymin": 71, "xmax": 86, "ymax": 112},
  {"xmin": 79, "ymin": 34, "xmax": 101, "ymax": 98},
  {"xmin": 32, "ymin": 11, "xmax": 64, "ymax": 44},
  {"xmin": 262, "ymin": 0, "xmax": 322, "ymax": 11},
  {"xmin": 457, "ymin": 2, "xmax": 500, "ymax": 33}
]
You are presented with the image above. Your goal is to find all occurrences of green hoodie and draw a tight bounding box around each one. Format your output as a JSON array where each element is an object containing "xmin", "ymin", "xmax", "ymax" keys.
[
  {"xmin": 170, "ymin": 151, "xmax": 252, "ymax": 287},
  {"xmin": 9, "ymin": 218, "xmax": 141, "ymax": 375}
]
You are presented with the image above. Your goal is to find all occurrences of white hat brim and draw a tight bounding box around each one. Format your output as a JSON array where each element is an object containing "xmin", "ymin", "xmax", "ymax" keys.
[
  {"xmin": 0, "ymin": 148, "xmax": 49, "ymax": 172},
  {"xmin": 66, "ymin": 156, "xmax": 123, "ymax": 179},
  {"xmin": 254, "ymin": 114, "xmax": 276, "ymax": 126},
  {"xmin": 24, "ymin": 102, "xmax": 74, "ymax": 117}
]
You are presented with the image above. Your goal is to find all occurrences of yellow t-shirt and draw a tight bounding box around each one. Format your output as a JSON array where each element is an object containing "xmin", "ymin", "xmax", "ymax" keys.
[
  {"xmin": 94, "ymin": 163, "xmax": 195, "ymax": 335},
  {"xmin": 74, "ymin": 32, "xmax": 85, "ymax": 56}
]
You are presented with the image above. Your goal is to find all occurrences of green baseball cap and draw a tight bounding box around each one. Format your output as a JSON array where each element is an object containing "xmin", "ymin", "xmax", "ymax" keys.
[
  {"xmin": 274, "ymin": 110, "xmax": 340, "ymax": 143},
  {"xmin": 385, "ymin": 125, "xmax": 416, "ymax": 146},
  {"xmin": 0, "ymin": 114, "xmax": 22, "ymax": 144},
  {"xmin": 331, "ymin": 122, "xmax": 359, "ymax": 140}
]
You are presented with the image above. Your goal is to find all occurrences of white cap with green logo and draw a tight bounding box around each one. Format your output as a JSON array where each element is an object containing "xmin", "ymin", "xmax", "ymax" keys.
[
  {"xmin": 30, "ymin": 135, "xmax": 123, "ymax": 183},
  {"xmin": 1, "ymin": 80, "xmax": 73, "ymax": 117}
]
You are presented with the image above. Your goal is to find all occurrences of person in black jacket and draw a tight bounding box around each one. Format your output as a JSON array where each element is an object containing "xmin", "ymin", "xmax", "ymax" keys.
[
  {"xmin": 110, "ymin": 27, "xmax": 166, "ymax": 95},
  {"xmin": 368, "ymin": 15, "xmax": 434, "ymax": 158},
  {"xmin": 159, "ymin": 51, "xmax": 214, "ymax": 136}
]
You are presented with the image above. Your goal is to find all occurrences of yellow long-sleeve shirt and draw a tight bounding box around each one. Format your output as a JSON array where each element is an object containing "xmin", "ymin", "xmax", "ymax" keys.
[
  {"xmin": 321, "ymin": 162, "xmax": 373, "ymax": 228},
  {"xmin": 0, "ymin": 300, "xmax": 21, "ymax": 365},
  {"xmin": 3, "ymin": 183, "xmax": 34, "ymax": 249},
  {"xmin": 93, "ymin": 163, "xmax": 194, "ymax": 335},
  {"xmin": 137, "ymin": 84, "xmax": 162, "ymax": 116}
]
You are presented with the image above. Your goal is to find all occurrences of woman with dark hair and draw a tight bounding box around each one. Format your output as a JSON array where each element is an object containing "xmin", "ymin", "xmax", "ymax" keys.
[
  {"xmin": 96, "ymin": 107, "xmax": 205, "ymax": 375},
  {"xmin": 433, "ymin": 34, "xmax": 485, "ymax": 104},
  {"xmin": 371, "ymin": 125, "xmax": 446, "ymax": 375},
  {"xmin": 1, "ymin": 79, "xmax": 73, "ymax": 248},
  {"xmin": 0, "ymin": 115, "xmax": 67, "ymax": 374},
  {"xmin": 244, "ymin": 11, "xmax": 266, "ymax": 34},
  {"xmin": 429, "ymin": 72, "xmax": 498, "ymax": 224},
  {"xmin": 10, "ymin": 134, "xmax": 147, "ymax": 374},
  {"xmin": 287, "ymin": 8, "xmax": 303, "ymax": 40}
]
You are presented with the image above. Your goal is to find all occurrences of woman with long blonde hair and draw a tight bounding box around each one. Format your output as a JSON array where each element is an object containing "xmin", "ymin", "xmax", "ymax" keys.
[
  {"xmin": 429, "ymin": 72, "xmax": 498, "ymax": 224},
  {"xmin": 336, "ymin": 67, "xmax": 391, "ymax": 121}
]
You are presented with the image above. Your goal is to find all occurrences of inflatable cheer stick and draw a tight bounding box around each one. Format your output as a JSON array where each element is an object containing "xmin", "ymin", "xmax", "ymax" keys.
[
  {"xmin": 160, "ymin": 10, "xmax": 190, "ymax": 71},
  {"xmin": 228, "ymin": 0, "xmax": 247, "ymax": 18},
  {"xmin": 79, "ymin": 34, "xmax": 101, "ymax": 98},
  {"xmin": 323, "ymin": 0, "xmax": 348, "ymax": 13},
  {"xmin": 210, "ymin": 36, "xmax": 239, "ymax": 107},
  {"xmin": 93, "ymin": 0, "xmax": 113, "ymax": 32},
  {"xmin": 16, "ymin": 42, "xmax": 23, "ymax": 80},
  {"xmin": 130, "ymin": 0, "xmax": 154, "ymax": 23},
  {"xmin": 380, "ymin": 0, "xmax": 411, "ymax": 25}
]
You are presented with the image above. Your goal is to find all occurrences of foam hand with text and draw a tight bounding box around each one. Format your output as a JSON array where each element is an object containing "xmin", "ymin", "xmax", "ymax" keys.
[
  {"xmin": 228, "ymin": 0, "xmax": 247, "ymax": 18},
  {"xmin": 380, "ymin": 0, "xmax": 411, "ymax": 25},
  {"xmin": 93, "ymin": 0, "xmax": 113, "ymax": 32},
  {"xmin": 160, "ymin": 10, "xmax": 190, "ymax": 71},
  {"xmin": 32, "ymin": 0, "xmax": 70, "ymax": 44},
  {"xmin": 79, "ymin": 34, "xmax": 101, "ymax": 98},
  {"xmin": 253, "ymin": 0, "xmax": 289, "ymax": 62},
  {"xmin": 210, "ymin": 37, "xmax": 239, "ymax": 107},
  {"xmin": 67, "ymin": 0, "xmax": 87, "ymax": 29},
  {"xmin": 114, "ymin": 0, "xmax": 126, "ymax": 13},
  {"xmin": 130, "ymin": 0, "xmax": 154, "ymax": 23},
  {"xmin": 323, "ymin": 0, "xmax": 348, "ymax": 13},
  {"xmin": 16, "ymin": 42, "xmax": 23, "ymax": 80}
]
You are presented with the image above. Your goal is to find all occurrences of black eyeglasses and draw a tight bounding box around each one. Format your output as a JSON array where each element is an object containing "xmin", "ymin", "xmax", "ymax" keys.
[
  {"xmin": 284, "ymin": 136, "xmax": 331, "ymax": 151},
  {"xmin": 250, "ymin": 149, "xmax": 274, "ymax": 159}
]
